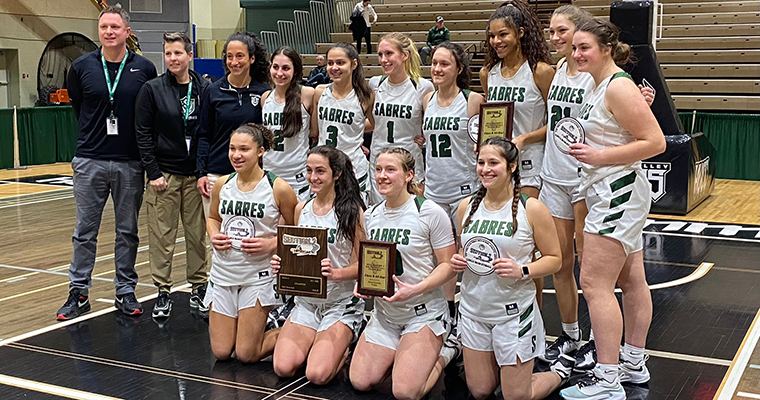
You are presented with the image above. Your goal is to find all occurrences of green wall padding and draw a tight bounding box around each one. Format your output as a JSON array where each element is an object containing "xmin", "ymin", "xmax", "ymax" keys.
[
  {"xmin": 0, "ymin": 106, "xmax": 78, "ymax": 168},
  {"xmin": 0, "ymin": 109, "xmax": 14, "ymax": 169}
]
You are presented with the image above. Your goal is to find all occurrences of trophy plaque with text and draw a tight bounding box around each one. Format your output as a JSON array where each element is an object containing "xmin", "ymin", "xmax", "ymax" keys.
[
  {"xmin": 476, "ymin": 102, "xmax": 515, "ymax": 150},
  {"xmin": 357, "ymin": 240, "xmax": 396, "ymax": 297},
  {"xmin": 276, "ymin": 226, "xmax": 328, "ymax": 299}
]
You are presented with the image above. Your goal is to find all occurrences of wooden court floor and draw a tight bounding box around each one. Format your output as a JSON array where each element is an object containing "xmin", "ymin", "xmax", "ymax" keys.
[{"xmin": 0, "ymin": 163, "xmax": 759, "ymax": 399}]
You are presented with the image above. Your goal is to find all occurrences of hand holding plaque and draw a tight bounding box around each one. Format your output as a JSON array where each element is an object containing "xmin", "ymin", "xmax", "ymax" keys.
[
  {"xmin": 276, "ymin": 226, "xmax": 328, "ymax": 299},
  {"xmin": 474, "ymin": 102, "xmax": 515, "ymax": 151},
  {"xmin": 357, "ymin": 240, "xmax": 396, "ymax": 297}
]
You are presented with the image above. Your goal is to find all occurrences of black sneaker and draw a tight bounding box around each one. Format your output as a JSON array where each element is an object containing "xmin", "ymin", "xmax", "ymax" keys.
[
  {"xmin": 574, "ymin": 340, "xmax": 597, "ymax": 372},
  {"xmin": 540, "ymin": 331, "xmax": 581, "ymax": 362},
  {"xmin": 152, "ymin": 291, "xmax": 172, "ymax": 319},
  {"xmin": 115, "ymin": 292, "xmax": 143, "ymax": 316},
  {"xmin": 56, "ymin": 289, "xmax": 91, "ymax": 321},
  {"xmin": 271, "ymin": 296, "xmax": 296, "ymax": 327},
  {"xmin": 190, "ymin": 284, "xmax": 208, "ymax": 313},
  {"xmin": 550, "ymin": 353, "xmax": 576, "ymax": 384}
]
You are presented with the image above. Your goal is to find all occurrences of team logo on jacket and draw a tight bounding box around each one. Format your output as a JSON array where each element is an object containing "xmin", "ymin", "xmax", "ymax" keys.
[
  {"xmin": 223, "ymin": 216, "xmax": 256, "ymax": 250},
  {"xmin": 463, "ymin": 237, "xmax": 499, "ymax": 275},
  {"xmin": 251, "ymin": 94, "xmax": 261, "ymax": 107},
  {"xmin": 181, "ymin": 95, "xmax": 196, "ymax": 116}
]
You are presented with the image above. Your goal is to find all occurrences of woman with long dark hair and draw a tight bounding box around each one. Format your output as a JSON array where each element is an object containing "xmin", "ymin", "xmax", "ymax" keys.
[
  {"xmin": 261, "ymin": 46, "xmax": 314, "ymax": 201},
  {"xmin": 270, "ymin": 145, "xmax": 366, "ymax": 385},
  {"xmin": 196, "ymin": 32, "xmax": 270, "ymax": 217},
  {"xmin": 312, "ymin": 43, "xmax": 374, "ymax": 201}
]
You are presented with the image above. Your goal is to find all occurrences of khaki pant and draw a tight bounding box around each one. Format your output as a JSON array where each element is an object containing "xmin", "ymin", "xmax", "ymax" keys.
[{"xmin": 146, "ymin": 173, "xmax": 208, "ymax": 291}]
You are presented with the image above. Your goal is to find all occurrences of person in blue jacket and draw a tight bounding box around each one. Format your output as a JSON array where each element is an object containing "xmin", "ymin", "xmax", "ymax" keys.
[{"xmin": 196, "ymin": 32, "xmax": 271, "ymax": 217}]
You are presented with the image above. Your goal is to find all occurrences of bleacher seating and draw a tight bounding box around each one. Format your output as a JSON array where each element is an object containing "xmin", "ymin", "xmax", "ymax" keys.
[{"xmin": 303, "ymin": 0, "xmax": 760, "ymax": 111}]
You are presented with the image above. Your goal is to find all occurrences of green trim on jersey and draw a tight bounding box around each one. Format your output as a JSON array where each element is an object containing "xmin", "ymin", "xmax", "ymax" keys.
[
  {"xmin": 462, "ymin": 89, "xmax": 471, "ymax": 100},
  {"xmin": 266, "ymin": 171, "xmax": 277, "ymax": 187},
  {"xmin": 414, "ymin": 195, "xmax": 426, "ymax": 211},
  {"xmin": 223, "ymin": 172, "xmax": 237, "ymax": 187},
  {"xmin": 395, "ymin": 249, "xmax": 404, "ymax": 276},
  {"xmin": 298, "ymin": 185, "xmax": 311, "ymax": 195},
  {"xmin": 520, "ymin": 193, "xmax": 529, "ymax": 207},
  {"xmin": 379, "ymin": 75, "xmax": 418, "ymax": 89},
  {"xmin": 610, "ymin": 71, "xmax": 634, "ymax": 83}
]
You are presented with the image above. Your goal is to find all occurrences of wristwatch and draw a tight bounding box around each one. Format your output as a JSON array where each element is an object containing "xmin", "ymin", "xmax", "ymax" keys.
[{"xmin": 520, "ymin": 265, "xmax": 530, "ymax": 280}]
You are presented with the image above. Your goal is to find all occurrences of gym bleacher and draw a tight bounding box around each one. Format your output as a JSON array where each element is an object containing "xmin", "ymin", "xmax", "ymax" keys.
[{"xmin": 304, "ymin": 0, "xmax": 760, "ymax": 112}]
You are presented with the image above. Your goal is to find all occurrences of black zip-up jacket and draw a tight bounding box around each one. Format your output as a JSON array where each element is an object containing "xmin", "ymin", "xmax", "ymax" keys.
[
  {"xmin": 67, "ymin": 48, "xmax": 157, "ymax": 160},
  {"xmin": 134, "ymin": 69, "xmax": 209, "ymax": 180},
  {"xmin": 196, "ymin": 75, "xmax": 269, "ymax": 177}
]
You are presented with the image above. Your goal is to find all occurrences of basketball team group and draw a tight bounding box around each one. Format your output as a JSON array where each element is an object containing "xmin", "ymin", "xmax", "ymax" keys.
[{"xmin": 58, "ymin": 1, "xmax": 664, "ymax": 399}]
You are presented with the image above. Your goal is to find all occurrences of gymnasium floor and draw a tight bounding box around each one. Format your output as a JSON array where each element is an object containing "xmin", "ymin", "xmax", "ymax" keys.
[{"xmin": 0, "ymin": 163, "xmax": 758, "ymax": 400}]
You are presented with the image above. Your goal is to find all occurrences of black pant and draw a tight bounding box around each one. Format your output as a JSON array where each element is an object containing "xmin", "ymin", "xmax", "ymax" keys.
[{"xmin": 357, "ymin": 27, "xmax": 372, "ymax": 54}]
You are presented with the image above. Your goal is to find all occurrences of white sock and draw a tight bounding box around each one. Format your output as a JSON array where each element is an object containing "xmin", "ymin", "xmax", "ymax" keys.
[
  {"xmin": 594, "ymin": 363, "xmax": 619, "ymax": 384},
  {"xmin": 440, "ymin": 346, "xmax": 456, "ymax": 365},
  {"xmin": 562, "ymin": 322, "xmax": 581, "ymax": 341},
  {"xmin": 621, "ymin": 343, "xmax": 645, "ymax": 365},
  {"xmin": 589, "ymin": 328, "xmax": 595, "ymax": 341}
]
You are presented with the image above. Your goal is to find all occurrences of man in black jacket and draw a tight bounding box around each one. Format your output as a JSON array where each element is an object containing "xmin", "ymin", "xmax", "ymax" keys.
[
  {"xmin": 135, "ymin": 32, "xmax": 209, "ymax": 319},
  {"xmin": 57, "ymin": 6, "xmax": 157, "ymax": 320}
]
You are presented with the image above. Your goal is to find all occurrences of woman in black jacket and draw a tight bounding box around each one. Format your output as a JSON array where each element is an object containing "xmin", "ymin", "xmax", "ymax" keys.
[
  {"xmin": 195, "ymin": 32, "xmax": 271, "ymax": 216},
  {"xmin": 135, "ymin": 32, "xmax": 210, "ymax": 318}
]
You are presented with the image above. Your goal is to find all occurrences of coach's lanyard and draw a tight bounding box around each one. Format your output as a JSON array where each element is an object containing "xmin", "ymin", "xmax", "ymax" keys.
[
  {"xmin": 183, "ymin": 79, "xmax": 194, "ymax": 127},
  {"xmin": 102, "ymin": 50, "xmax": 128, "ymax": 115}
]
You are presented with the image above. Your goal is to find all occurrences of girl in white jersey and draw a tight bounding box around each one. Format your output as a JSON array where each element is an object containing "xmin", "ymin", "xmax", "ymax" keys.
[
  {"xmin": 540, "ymin": 6, "xmax": 656, "ymax": 368},
  {"xmin": 368, "ymin": 33, "xmax": 435, "ymax": 204},
  {"xmin": 312, "ymin": 43, "xmax": 374, "ymax": 199},
  {"xmin": 479, "ymin": 1, "xmax": 555, "ymax": 199},
  {"xmin": 559, "ymin": 19, "xmax": 665, "ymax": 400},
  {"xmin": 349, "ymin": 147, "xmax": 457, "ymax": 400},
  {"xmin": 270, "ymin": 145, "xmax": 366, "ymax": 385},
  {"xmin": 261, "ymin": 46, "xmax": 315, "ymax": 201},
  {"xmin": 205, "ymin": 123, "xmax": 298, "ymax": 363},
  {"xmin": 452, "ymin": 137, "xmax": 568, "ymax": 400}
]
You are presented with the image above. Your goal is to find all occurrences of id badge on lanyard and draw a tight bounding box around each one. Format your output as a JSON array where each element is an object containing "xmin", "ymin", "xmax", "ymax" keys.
[
  {"xmin": 102, "ymin": 50, "xmax": 128, "ymax": 136},
  {"xmin": 107, "ymin": 114, "xmax": 119, "ymax": 136}
]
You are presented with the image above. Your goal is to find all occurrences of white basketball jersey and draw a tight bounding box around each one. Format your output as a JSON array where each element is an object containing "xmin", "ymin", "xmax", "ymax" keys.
[
  {"xmin": 541, "ymin": 62, "xmax": 595, "ymax": 185},
  {"xmin": 297, "ymin": 199, "xmax": 355, "ymax": 303},
  {"xmin": 364, "ymin": 196, "xmax": 454, "ymax": 324},
  {"xmin": 211, "ymin": 172, "xmax": 280, "ymax": 286},
  {"xmin": 262, "ymin": 95, "xmax": 310, "ymax": 198},
  {"xmin": 317, "ymin": 86, "xmax": 370, "ymax": 192},
  {"xmin": 370, "ymin": 76, "xmax": 433, "ymax": 180},
  {"xmin": 459, "ymin": 195, "xmax": 535, "ymax": 323},
  {"xmin": 487, "ymin": 61, "xmax": 546, "ymax": 178},
  {"xmin": 423, "ymin": 90, "xmax": 478, "ymax": 205},
  {"xmin": 577, "ymin": 72, "xmax": 639, "ymax": 191}
]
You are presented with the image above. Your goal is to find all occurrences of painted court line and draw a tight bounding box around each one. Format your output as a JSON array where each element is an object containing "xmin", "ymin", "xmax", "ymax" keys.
[
  {"xmin": 715, "ymin": 308, "xmax": 760, "ymax": 400},
  {"xmin": 737, "ymin": 393, "xmax": 760, "ymax": 399},
  {"xmin": 0, "ymin": 373, "xmax": 123, "ymax": 399},
  {"xmin": 0, "ymin": 283, "xmax": 189, "ymax": 347},
  {"xmin": 262, "ymin": 376, "xmax": 307, "ymax": 400},
  {"xmin": 646, "ymin": 230, "xmax": 760, "ymax": 244},
  {"xmin": 0, "ymin": 194, "xmax": 74, "ymax": 209},
  {"xmin": 0, "ymin": 263, "xmax": 153, "ymax": 287}
]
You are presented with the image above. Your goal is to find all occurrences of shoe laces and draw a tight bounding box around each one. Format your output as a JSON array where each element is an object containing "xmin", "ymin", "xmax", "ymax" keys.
[
  {"xmin": 157, "ymin": 292, "xmax": 169, "ymax": 306},
  {"xmin": 120, "ymin": 292, "xmax": 138, "ymax": 303},
  {"xmin": 577, "ymin": 340, "xmax": 595, "ymax": 357},
  {"xmin": 548, "ymin": 332, "xmax": 572, "ymax": 351},
  {"xmin": 64, "ymin": 291, "xmax": 82, "ymax": 306},
  {"xmin": 576, "ymin": 373, "xmax": 604, "ymax": 388}
]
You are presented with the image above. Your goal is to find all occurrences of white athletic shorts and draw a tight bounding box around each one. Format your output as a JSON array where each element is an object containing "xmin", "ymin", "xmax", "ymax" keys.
[
  {"xmin": 583, "ymin": 169, "xmax": 650, "ymax": 256},
  {"xmin": 204, "ymin": 279, "xmax": 279, "ymax": 318},
  {"xmin": 460, "ymin": 302, "xmax": 545, "ymax": 366},
  {"xmin": 521, "ymin": 175, "xmax": 542, "ymax": 191},
  {"xmin": 290, "ymin": 296, "xmax": 366, "ymax": 340},
  {"xmin": 363, "ymin": 310, "xmax": 449, "ymax": 351},
  {"xmin": 539, "ymin": 181, "xmax": 584, "ymax": 220}
]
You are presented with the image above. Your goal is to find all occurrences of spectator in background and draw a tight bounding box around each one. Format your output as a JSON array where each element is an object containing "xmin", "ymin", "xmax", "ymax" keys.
[
  {"xmin": 305, "ymin": 54, "xmax": 330, "ymax": 87},
  {"xmin": 57, "ymin": 6, "xmax": 157, "ymax": 321},
  {"xmin": 419, "ymin": 16, "xmax": 450, "ymax": 65},
  {"xmin": 353, "ymin": 0, "xmax": 377, "ymax": 54}
]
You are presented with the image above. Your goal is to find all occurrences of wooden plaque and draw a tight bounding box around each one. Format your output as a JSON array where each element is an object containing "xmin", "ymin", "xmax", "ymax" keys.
[
  {"xmin": 477, "ymin": 102, "xmax": 515, "ymax": 150},
  {"xmin": 357, "ymin": 240, "xmax": 396, "ymax": 297},
  {"xmin": 276, "ymin": 225, "xmax": 328, "ymax": 299}
]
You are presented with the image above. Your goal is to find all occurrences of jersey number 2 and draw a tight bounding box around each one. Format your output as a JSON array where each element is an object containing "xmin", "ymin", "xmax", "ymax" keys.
[{"xmin": 273, "ymin": 130, "xmax": 285, "ymax": 152}]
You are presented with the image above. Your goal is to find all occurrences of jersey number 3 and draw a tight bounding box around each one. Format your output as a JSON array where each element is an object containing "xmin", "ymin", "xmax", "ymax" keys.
[{"xmin": 326, "ymin": 125, "xmax": 338, "ymax": 147}]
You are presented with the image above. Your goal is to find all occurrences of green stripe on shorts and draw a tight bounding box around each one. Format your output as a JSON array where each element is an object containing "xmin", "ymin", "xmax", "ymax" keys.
[
  {"xmin": 603, "ymin": 210, "xmax": 625, "ymax": 223},
  {"xmin": 610, "ymin": 191, "xmax": 632, "ymax": 208},
  {"xmin": 598, "ymin": 226, "xmax": 617, "ymax": 235},
  {"xmin": 519, "ymin": 303, "xmax": 533, "ymax": 323},
  {"xmin": 609, "ymin": 171, "xmax": 637, "ymax": 192},
  {"xmin": 518, "ymin": 321, "xmax": 532, "ymax": 338}
]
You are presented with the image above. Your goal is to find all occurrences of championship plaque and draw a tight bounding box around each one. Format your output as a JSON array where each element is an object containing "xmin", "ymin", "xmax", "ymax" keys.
[
  {"xmin": 276, "ymin": 226, "xmax": 328, "ymax": 299},
  {"xmin": 477, "ymin": 102, "xmax": 515, "ymax": 150},
  {"xmin": 357, "ymin": 240, "xmax": 396, "ymax": 297}
]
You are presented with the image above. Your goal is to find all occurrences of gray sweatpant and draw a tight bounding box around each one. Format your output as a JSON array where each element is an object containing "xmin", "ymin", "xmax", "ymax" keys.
[{"xmin": 68, "ymin": 157, "xmax": 144, "ymax": 296}]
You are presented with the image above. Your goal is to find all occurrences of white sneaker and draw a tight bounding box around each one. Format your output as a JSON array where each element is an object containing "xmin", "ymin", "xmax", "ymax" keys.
[
  {"xmin": 619, "ymin": 355, "xmax": 650, "ymax": 384},
  {"xmin": 559, "ymin": 373, "xmax": 626, "ymax": 400}
]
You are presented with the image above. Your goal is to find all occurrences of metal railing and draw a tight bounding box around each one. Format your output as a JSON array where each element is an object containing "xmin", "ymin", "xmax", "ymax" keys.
[
  {"xmin": 294, "ymin": 10, "xmax": 314, "ymax": 54},
  {"xmin": 261, "ymin": 31, "xmax": 282, "ymax": 53},
  {"xmin": 310, "ymin": 1, "xmax": 330, "ymax": 44}
]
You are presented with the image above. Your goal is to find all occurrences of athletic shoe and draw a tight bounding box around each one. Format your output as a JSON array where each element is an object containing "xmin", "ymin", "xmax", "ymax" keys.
[
  {"xmin": 574, "ymin": 340, "xmax": 597, "ymax": 372},
  {"xmin": 152, "ymin": 291, "xmax": 172, "ymax": 319},
  {"xmin": 272, "ymin": 296, "xmax": 296, "ymax": 327},
  {"xmin": 550, "ymin": 354, "xmax": 576, "ymax": 384},
  {"xmin": 559, "ymin": 373, "xmax": 626, "ymax": 400},
  {"xmin": 115, "ymin": 292, "xmax": 143, "ymax": 316},
  {"xmin": 56, "ymin": 289, "xmax": 91, "ymax": 321},
  {"xmin": 619, "ymin": 355, "xmax": 650, "ymax": 384},
  {"xmin": 540, "ymin": 331, "xmax": 582, "ymax": 362},
  {"xmin": 190, "ymin": 284, "xmax": 208, "ymax": 313}
]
